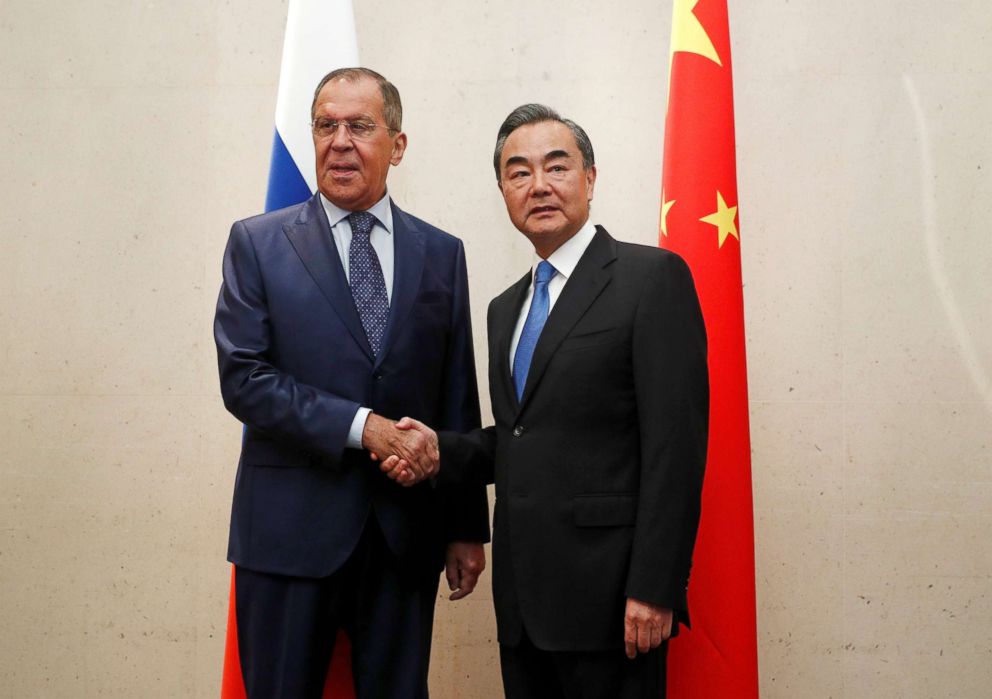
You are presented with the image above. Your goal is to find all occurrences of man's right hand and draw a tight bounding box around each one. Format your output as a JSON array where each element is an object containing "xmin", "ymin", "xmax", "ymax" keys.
[
  {"xmin": 375, "ymin": 417, "xmax": 438, "ymax": 487},
  {"xmin": 362, "ymin": 413, "xmax": 438, "ymax": 484}
]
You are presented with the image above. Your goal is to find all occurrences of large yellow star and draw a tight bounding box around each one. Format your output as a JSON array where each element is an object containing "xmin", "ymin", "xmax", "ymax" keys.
[
  {"xmin": 671, "ymin": 0, "xmax": 722, "ymax": 67},
  {"xmin": 660, "ymin": 190, "xmax": 676, "ymax": 237},
  {"xmin": 700, "ymin": 191, "xmax": 738, "ymax": 247}
]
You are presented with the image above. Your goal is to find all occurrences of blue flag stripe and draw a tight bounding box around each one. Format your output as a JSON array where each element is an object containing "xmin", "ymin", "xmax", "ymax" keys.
[{"xmin": 265, "ymin": 128, "xmax": 313, "ymax": 213}]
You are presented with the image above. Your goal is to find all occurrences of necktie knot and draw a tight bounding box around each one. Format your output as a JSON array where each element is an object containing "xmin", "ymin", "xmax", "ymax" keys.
[
  {"xmin": 535, "ymin": 260, "xmax": 556, "ymax": 285},
  {"xmin": 349, "ymin": 211, "xmax": 376, "ymax": 241}
]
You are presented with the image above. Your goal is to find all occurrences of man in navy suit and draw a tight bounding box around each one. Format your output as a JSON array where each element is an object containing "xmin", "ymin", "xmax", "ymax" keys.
[
  {"xmin": 383, "ymin": 104, "xmax": 708, "ymax": 697},
  {"xmin": 214, "ymin": 67, "xmax": 489, "ymax": 698}
]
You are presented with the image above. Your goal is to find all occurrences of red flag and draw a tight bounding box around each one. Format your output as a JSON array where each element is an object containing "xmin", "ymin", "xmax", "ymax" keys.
[{"xmin": 659, "ymin": 1, "xmax": 759, "ymax": 696}]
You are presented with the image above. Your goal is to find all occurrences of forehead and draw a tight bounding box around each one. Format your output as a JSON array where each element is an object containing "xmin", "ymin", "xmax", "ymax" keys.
[
  {"xmin": 314, "ymin": 77, "xmax": 384, "ymax": 118},
  {"xmin": 501, "ymin": 121, "xmax": 580, "ymax": 166}
]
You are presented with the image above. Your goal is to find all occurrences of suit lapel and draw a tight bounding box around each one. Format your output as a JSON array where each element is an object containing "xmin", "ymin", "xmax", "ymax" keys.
[
  {"xmin": 492, "ymin": 272, "xmax": 532, "ymax": 412},
  {"xmin": 377, "ymin": 203, "xmax": 425, "ymax": 368},
  {"xmin": 517, "ymin": 227, "xmax": 617, "ymax": 415},
  {"xmin": 283, "ymin": 194, "xmax": 373, "ymax": 359}
]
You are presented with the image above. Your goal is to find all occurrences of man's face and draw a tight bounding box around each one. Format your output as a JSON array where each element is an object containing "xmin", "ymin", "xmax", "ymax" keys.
[
  {"xmin": 498, "ymin": 120, "xmax": 596, "ymax": 257},
  {"xmin": 312, "ymin": 77, "xmax": 406, "ymax": 211}
]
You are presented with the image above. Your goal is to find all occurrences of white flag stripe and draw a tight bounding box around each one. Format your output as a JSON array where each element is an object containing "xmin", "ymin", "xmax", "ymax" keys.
[{"xmin": 274, "ymin": 0, "xmax": 360, "ymax": 194}]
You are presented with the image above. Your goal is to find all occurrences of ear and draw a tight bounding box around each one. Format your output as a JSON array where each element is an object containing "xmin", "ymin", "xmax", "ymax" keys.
[
  {"xmin": 585, "ymin": 164, "xmax": 597, "ymax": 202},
  {"xmin": 390, "ymin": 132, "xmax": 408, "ymax": 166}
]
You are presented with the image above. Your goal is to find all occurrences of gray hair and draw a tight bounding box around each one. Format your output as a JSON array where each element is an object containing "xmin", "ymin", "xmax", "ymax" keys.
[
  {"xmin": 493, "ymin": 103, "xmax": 595, "ymax": 182},
  {"xmin": 310, "ymin": 67, "xmax": 403, "ymax": 131}
]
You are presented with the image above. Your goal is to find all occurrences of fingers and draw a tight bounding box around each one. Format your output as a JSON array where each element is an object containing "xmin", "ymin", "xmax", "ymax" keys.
[
  {"xmin": 624, "ymin": 617, "xmax": 637, "ymax": 659},
  {"xmin": 637, "ymin": 622, "xmax": 653, "ymax": 655},
  {"xmin": 449, "ymin": 581, "xmax": 474, "ymax": 601},
  {"xmin": 380, "ymin": 456, "xmax": 420, "ymax": 487},
  {"xmin": 391, "ymin": 420, "xmax": 439, "ymax": 481},
  {"xmin": 449, "ymin": 561, "xmax": 481, "ymax": 600},
  {"xmin": 379, "ymin": 455, "xmax": 403, "ymax": 475},
  {"xmin": 624, "ymin": 599, "xmax": 670, "ymax": 658},
  {"xmin": 444, "ymin": 549, "xmax": 459, "ymax": 593},
  {"xmin": 660, "ymin": 610, "xmax": 673, "ymax": 642},
  {"xmin": 446, "ymin": 543, "xmax": 486, "ymax": 601},
  {"xmin": 369, "ymin": 416, "xmax": 440, "ymax": 486}
]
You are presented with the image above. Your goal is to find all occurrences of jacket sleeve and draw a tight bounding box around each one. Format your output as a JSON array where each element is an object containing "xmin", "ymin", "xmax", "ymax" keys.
[
  {"xmin": 434, "ymin": 240, "xmax": 491, "ymax": 543},
  {"xmin": 214, "ymin": 220, "xmax": 360, "ymax": 459},
  {"xmin": 436, "ymin": 426, "xmax": 497, "ymax": 488},
  {"xmin": 624, "ymin": 253, "xmax": 709, "ymax": 621}
]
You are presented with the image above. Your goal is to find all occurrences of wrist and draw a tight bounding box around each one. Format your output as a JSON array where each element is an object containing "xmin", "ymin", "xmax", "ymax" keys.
[{"xmin": 361, "ymin": 412, "xmax": 387, "ymax": 451}]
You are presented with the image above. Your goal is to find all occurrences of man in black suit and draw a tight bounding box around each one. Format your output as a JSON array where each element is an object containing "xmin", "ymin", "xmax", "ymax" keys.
[
  {"xmin": 214, "ymin": 68, "xmax": 489, "ymax": 698},
  {"xmin": 382, "ymin": 104, "xmax": 709, "ymax": 697}
]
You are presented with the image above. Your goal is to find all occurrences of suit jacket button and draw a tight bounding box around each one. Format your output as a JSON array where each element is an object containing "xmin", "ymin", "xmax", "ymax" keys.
[{"xmin": 512, "ymin": 425, "xmax": 523, "ymax": 437}]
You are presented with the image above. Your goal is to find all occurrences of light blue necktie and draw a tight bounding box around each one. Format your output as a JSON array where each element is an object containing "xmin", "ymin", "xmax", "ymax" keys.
[
  {"xmin": 348, "ymin": 211, "xmax": 389, "ymax": 356},
  {"xmin": 512, "ymin": 260, "xmax": 556, "ymax": 400}
]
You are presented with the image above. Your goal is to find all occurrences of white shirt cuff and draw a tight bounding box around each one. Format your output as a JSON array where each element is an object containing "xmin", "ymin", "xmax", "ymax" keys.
[{"xmin": 347, "ymin": 407, "xmax": 372, "ymax": 449}]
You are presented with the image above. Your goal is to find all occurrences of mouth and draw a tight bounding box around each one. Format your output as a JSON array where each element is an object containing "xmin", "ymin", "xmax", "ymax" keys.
[
  {"xmin": 328, "ymin": 163, "xmax": 359, "ymax": 178},
  {"xmin": 529, "ymin": 205, "xmax": 559, "ymax": 217}
]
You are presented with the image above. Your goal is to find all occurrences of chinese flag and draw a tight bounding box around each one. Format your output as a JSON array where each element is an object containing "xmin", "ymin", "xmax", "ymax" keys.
[{"xmin": 659, "ymin": 1, "xmax": 759, "ymax": 697}]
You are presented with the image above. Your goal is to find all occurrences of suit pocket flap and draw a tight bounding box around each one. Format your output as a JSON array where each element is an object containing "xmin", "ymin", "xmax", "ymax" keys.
[
  {"xmin": 573, "ymin": 493, "xmax": 637, "ymax": 527},
  {"xmin": 243, "ymin": 438, "xmax": 311, "ymax": 468},
  {"xmin": 558, "ymin": 327, "xmax": 620, "ymax": 353}
]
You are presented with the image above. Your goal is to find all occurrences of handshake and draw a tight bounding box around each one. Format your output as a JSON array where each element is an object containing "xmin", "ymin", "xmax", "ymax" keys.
[{"xmin": 362, "ymin": 413, "xmax": 439, "ymax": 486}]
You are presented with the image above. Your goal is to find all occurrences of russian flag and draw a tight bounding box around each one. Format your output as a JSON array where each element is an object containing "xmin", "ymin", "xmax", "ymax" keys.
[{"xmin": 220, "ymin": 1, "xmax": 359, "ymax": 697}]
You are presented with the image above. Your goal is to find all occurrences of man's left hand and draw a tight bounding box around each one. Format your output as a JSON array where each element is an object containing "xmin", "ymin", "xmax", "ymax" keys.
[
  {"xmin": 624, "ymin": 598, "xmax": 673, "ymax": 659},
  {"xmin": 445, "ymin": 542, "xmax": 486, "ymax": 601}
]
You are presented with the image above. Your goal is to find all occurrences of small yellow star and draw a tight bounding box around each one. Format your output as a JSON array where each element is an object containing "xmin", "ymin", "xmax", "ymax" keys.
[
  {"xmin": 660, "ymin": 191, "xmax": 676, "ymax": 237},
  {"xmin": 671, "ymin": 0, "xmax": 722, "ymax": 67},
  {"xmin": 699, "ymin": 191, "xmax": 738, "ymax": 247}
]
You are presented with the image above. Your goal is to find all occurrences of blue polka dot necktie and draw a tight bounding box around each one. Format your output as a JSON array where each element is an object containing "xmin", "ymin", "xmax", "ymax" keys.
[
  {"xmin": 512, "ymin": 260, "xmax": 556, "ymax": 400},
  {"xmin": 348, "ymin": 211, "xmax": 389, "ymax": 357}
]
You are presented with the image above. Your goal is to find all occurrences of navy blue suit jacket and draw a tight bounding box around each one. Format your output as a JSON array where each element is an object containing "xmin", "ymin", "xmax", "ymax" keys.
[{"xmin": 215, "ymin": 193, "xmax": 489, "ymax": 580}]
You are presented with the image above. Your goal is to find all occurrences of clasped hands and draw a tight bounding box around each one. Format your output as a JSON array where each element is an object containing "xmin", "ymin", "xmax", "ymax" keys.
[{"xmin": 362, "ymin": 414, "xmax": 438, "ymax": 486}]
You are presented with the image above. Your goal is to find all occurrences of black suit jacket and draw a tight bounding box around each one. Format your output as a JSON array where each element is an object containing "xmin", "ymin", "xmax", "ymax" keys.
[
  {"xmin": 214, "ymin": 193, "xmax": 489, "ymax": 581},
  {"xmin": 440, "ymin": 226, "xmax": 708, "ymax": 651}
]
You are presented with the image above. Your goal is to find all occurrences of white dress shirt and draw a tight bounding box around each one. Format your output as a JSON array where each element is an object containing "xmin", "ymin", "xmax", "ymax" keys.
[
  {"xmin": 319, "ymin": 192, "xmax": 395, "ymax": 449},
  {"xmin": 509, "ymin": 220, "xmax": 598, "ymax": 367}
]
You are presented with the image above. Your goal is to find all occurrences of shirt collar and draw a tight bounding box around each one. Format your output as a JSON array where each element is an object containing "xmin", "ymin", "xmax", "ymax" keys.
[
  {"xmin": 534, "ymin": 219, "xmax": 597, "ymax": 281},
  {"xmin": 319, "ymin": 191, "xmax": 394, "ymax": 234}
]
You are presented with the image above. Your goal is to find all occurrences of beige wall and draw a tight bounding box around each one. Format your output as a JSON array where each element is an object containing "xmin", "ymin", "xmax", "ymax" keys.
[{"xmin": 1, "ymin": 1, "xmax": 989, "ymax": 697}]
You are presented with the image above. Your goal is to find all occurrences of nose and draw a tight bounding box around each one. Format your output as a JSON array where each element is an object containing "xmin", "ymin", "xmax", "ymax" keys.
[
  {"xmin": 330, "ymin": 123, "xmax": 353, "ymax": 150},
  {"xmin": 531, "ymin": 171, "xmax": 551, "ymax": 196}
]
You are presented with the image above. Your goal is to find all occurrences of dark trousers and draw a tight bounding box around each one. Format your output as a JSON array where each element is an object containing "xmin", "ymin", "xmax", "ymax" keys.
[
  {"xmin": 499, "ymin": 630, "xmax": 667, "ymax": 699},
  {"xmin": 235, "ymin": 519, "xmax": 439, "ymax": 699}
]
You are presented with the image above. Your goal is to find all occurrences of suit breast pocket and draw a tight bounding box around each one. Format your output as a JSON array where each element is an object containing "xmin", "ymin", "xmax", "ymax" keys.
[
  {"xmin": 557, "ymin": 326, "xmax": 621, "ymax": 354},
  {"xmin": 573, "ymin": 493, "xmax": 638, "ymax": 527}
]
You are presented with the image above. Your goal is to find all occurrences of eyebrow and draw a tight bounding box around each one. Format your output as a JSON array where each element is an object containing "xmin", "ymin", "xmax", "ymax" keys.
[
  {"xmin": 316, "ymin": 111, "xmax": 376, "ymax": 122},
  {"xmin": 503, "ymin": 149, "xmax": 573, "ymax": 169}
]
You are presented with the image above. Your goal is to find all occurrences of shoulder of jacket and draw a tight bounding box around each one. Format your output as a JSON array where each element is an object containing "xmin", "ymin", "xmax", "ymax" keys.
[
  {"xmin": 613, "ymin": 239, "xmax": 691, "ymax": 274},
  {"xmin": 233, "ymin": 200, "xmax": 308, "ymax": 235}
]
